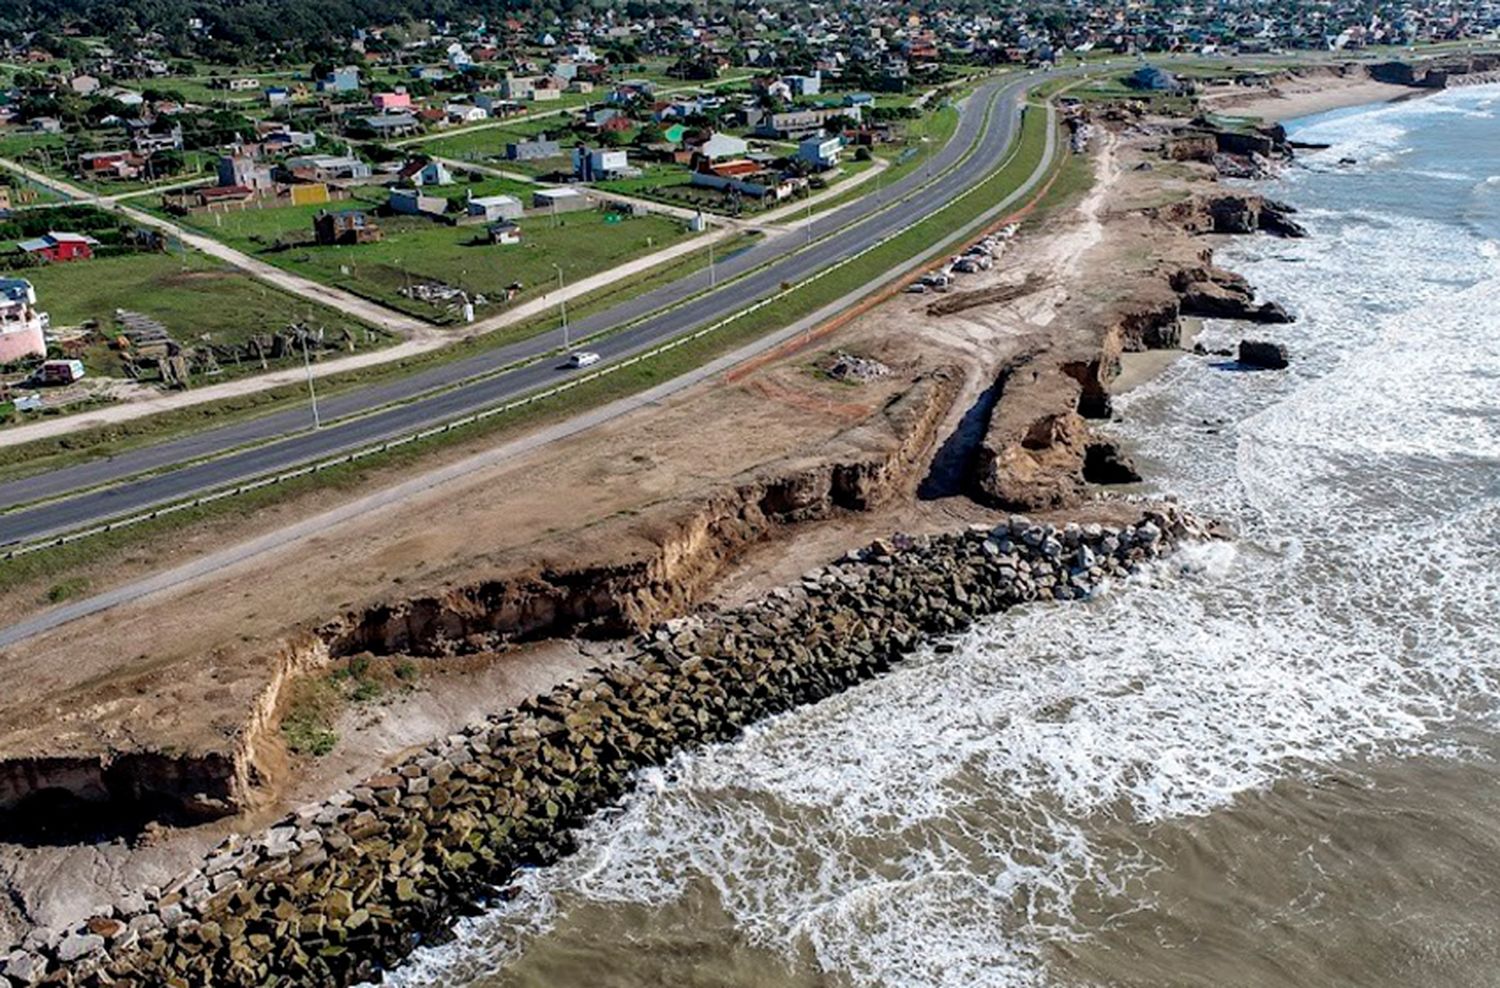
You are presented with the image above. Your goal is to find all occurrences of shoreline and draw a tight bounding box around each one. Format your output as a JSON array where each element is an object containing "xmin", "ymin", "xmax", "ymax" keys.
[
  {"xmin": 1201, "ymin": 77, "xmax": 1420, "ymax": 123},
  {"xmin": 6, "ymin": 507, "xmax": 1210, "ymax": 986}
]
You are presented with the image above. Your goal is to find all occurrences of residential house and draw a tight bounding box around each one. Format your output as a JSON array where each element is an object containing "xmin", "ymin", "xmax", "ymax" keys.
[
  {"xmin": 573, "ymin": 146, "xmax": 631, "ymax": 181},
  {"xmin": 78, "ymin": 150, "xmax": 144, "ymax": 181},
  {"xmin": 387, "ymin": 187, "xmax": 449, "ymax": 219},
  {"xmin": 283, "ymin": 154, "xmax": 372, "ymax": 183},
  {"xmin": 17, "ymin": 231, "xmax": 99, "ymax": 262},
  {"xmin": 217, "ymin": 153, "xmax": 275, "ymax": 190},
  {"xmin": 261, "ymin": 130, "xmax": 317, "ymax": 152},
  {"xmin": 0, "ymin": 278, "xmax": 48, "ymax": 364},
  {"xmin": 396, "ymin": 159, "xmax": 453, "ymax": 187},
  {"xmin": 691, "ymin": 160, "xmax": 805, "ymax": 200},
  {"xmin": 265, "ymin": 86, "xmax": 290, "ymax": 107},
  {"xmin": 104, "ymin": 88, "xmax": 144, "ymax": 108},
  {"xmin": 500, "ymin": 74, "xmax": 538, "ymax": 100},
  {"xmin": 313, "ymin": 209, "xmax": 382, "ymax": 245},
  {"xmin": 757, "ymin": 107, "xmax": 858, "ymax": 139},
  {"xmin": 474, "ymin": 94, "xmax": 522, "ymax": 116},
  {"xmin": 318, "ymin": 66, "xmax": 361, "ymax": 93},
  {"xmin": 532, "ymin": 187, "xmax": 590, "ymax": 213},
  {"xmin": 372, "ymin": 90, "xmax": 412, "ymax": 112},
  {"xmin": 362, "ymin": 113, "xmax": 420, "ymax": 137},
  {"xmin": 486, "ymin": 220, "xmax": 523, "ymax": 245},
  {"xmin": 796, "ymin": 134, "xmax": 842, "ymax": 170},
  {"xmin": 466, "ymin": 193, "xmax": 524, "ymax": 222},
  {"xmin": 68, "ymin": 74, "xmax": 101, "ymax": 95},
  {"xmin": 531, "ymin": 79, "xmax": 563, "ymax": 102},
  {"xmin": 785, "ymin": 72, "xmax": 822, "ymax": 96},
  {"xmin": 130, "ymin": 121, "xmax": 183, "ymax": 154},
  {"xmin": 445, "ymin": 102, "xmax": 487, "ymax": 123},
  {"xmin": 505, "ymin": 137, "xmax": 561, "ymax": 161},
  {"xmin": 693, "ymin": 132, "xmax": 749, "ymax": 161}
]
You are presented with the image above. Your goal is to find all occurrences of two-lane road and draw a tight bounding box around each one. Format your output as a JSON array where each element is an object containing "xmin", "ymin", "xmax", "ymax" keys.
[{"xmin": 0, "ymin": 71, "xmax": 1058, "ymax": 546}]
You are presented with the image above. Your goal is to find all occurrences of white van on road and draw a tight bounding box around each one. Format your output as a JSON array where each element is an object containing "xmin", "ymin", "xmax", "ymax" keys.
[{"xmin": 567, "ymin": 351, "xmax": 601, "ymax": 368}]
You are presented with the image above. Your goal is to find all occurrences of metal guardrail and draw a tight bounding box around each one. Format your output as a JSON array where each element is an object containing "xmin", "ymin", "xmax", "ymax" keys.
[{"xmin": 3, "ymin": 101, "xmax": 1050, "ymax": 561}]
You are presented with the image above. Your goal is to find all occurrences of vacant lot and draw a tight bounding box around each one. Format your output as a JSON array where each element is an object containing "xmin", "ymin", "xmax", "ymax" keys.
[
  {"xmin": 417, "ymin": 117, "xmax": 576, "ymax": 176},
  {"xmin": 23, "ymin": 250, "xmax": 383, "ymax": 377},
  {"xmin": 173, "ymin": 193, "xmax": 698, "ymax": 322}
]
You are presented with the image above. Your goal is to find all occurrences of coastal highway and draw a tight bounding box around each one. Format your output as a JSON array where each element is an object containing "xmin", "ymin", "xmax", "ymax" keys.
[{"xmin": 0, "ymin": 71, "xmax": 1060, "ymax": 546}]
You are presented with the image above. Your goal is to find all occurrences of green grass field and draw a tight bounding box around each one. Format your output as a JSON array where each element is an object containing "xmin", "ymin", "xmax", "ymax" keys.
[
  {"xmin": 0, "ymin": 130, "xmax": 215, "ymax": 193},
  {"xmin": 19, "ymin": 251, "xmax": 383, "ymax": 381},
  {"xmin": 427, "ymin": 174, "xmax": 537, "ymax": 204},
  {"xmin": 415, "ymin": 117, "xmax": 575, "ymax": 174},
  {"xmin": 172, "ymin": 193, "xmax": 698, "ymax": 322}
]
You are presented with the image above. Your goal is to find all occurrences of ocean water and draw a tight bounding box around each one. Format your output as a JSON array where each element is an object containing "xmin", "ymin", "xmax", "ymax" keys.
[{"xmin": 376, "ymin": 86, "xmax": 1500, "ymax": 988}]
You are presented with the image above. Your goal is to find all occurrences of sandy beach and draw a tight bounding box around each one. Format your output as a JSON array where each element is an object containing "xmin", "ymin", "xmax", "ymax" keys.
[{"xmin": 1200, "ymin": 74, "xmax": 1419, "ymax": 123}]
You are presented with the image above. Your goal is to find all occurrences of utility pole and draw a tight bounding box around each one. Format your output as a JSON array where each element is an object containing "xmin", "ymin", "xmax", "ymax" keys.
[
  {"xmin": 806, "ymin": 195, "xmax": 813, "ymax": 245},
  {"xmin": 301, "ymin": 330, "xmax": 321, "ymax": 429},
  {"xmin": 553, "ymin": 263, "xmax": 569, "ymax": 349}
]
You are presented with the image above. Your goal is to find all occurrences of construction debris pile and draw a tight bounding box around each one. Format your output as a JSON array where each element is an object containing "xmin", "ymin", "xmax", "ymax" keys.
[
  {"xmin": 926, "ymin": 273, "xmax": 1048, "ymax": 318},
  {"xmin": 824, "ymin": 351, "xmax": 892, "ymax": 383},
  {"xmin": 397, "ymin": 280, "xmax": 489, "ymax": 315},
  {"xmin": 111, "ymin": 312, "xmax": 361, "ymax": 389}
]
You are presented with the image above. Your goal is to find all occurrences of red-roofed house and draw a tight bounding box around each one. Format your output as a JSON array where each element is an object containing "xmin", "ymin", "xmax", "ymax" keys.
[{"xmin": 17, "ymin": 231, "xmax": 100, "ymax": 262}]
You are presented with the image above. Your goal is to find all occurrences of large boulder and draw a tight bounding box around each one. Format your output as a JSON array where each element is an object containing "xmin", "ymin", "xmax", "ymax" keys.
[
  {"xmin": 1238, "ymin": 340, "xmax": 1290, "ymax": 369},
  {"xmin": 1258, "ymin": 199, "xmax": 1308, "ymax": 238},
  {"xmin": 1181, "ymin": 282, "xmax": 1293, "ymax": 323}
]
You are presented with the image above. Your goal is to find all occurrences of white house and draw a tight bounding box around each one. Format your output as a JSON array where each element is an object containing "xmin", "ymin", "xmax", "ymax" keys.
[
  {"xmin": 0, "ymin": 278, "xmax": 48, "ymax": 364},
  {"xmin": 797, "ymin": 134, "xmax": 843, "ymax": 170},
  {"xmin": 695, "ymin": 132, "xmax": 749, "ymax": 161},
  {"xmin": 573, "ymin": 147, "xmax": 630, "ymax": 181},
  {"xmin": 466, "ymin": 193, "xmax": 524, "ymax": 222},
  {"xmin": 445, "ymin": 102, "xmax": 488, "ymax": 123},
  {"xmin": 398, "ymin": 159, "xmax": 454, "ymax": 187}
]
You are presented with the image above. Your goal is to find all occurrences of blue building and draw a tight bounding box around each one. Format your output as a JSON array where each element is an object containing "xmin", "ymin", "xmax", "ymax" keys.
[
  {"xmin": 1126, "ymin": 65, "xmax": 1182, "ymax": 92},
  {"xmin": 317, "ymin": 66, "xmax": 361, "ymax": 94}
]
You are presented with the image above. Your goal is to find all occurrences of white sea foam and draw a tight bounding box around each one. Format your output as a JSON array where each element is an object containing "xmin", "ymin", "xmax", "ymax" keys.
[{"xmin": 377, "ymin": 79, "xmax": 1500, "ymax": 988}]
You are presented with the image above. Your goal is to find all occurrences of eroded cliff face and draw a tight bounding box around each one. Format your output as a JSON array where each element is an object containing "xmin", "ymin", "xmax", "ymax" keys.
[
  {"xmin": 321, "ymin": 369, "xmax": 959, "ymax": 663},
  {"xmin": 1150, "ymin": 192, "xmax": 1309, "ymax": 239},
  {"xmin": 971, "ymin": 192, "xmax": 1300, "ymax": 512},
  {"xmin": 0, "ymin": 370, "xmax": 963, "ymax": 832},
  {"xmin": 0, "ymin": 635, "xmax": 331, "ymax": 842}
]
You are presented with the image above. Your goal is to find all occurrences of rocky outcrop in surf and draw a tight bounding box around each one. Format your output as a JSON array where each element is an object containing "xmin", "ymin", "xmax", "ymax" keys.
[
  {"xmin": 1171, "ymin": 266, "xmax": 1293, "ymax": 324},
  {"xmin": 1, "ymin": 507, "xmax": 1210, "ymax": 988},
  {"xmin": 1151, "ymin": 193, "xmax": 1308, "ymax": 239}
]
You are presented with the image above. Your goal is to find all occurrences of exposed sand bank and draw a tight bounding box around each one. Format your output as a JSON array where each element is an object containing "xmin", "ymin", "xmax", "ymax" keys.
[{"xmin": 1198, "ymin": 71, "xmax": 1419, "ymax": 123}]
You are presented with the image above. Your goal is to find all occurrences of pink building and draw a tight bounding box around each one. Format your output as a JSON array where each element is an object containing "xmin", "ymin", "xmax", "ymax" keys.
[
  {"xmin": 371, "ymin": 90, "xmax": 412, "ymax": 112},
  {"xmin": 0, "ymin": 278, "xmax": 47, "ymax": 364}
]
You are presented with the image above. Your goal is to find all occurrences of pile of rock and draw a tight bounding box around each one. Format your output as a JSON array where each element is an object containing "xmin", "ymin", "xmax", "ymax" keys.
[
  {"xmin": 4, "ymin": 507, "xmax": 1210, "ymax": 988},
  {"xmin": 823, "ymin": 351, "xmax": 891, "ymax": 383}
]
